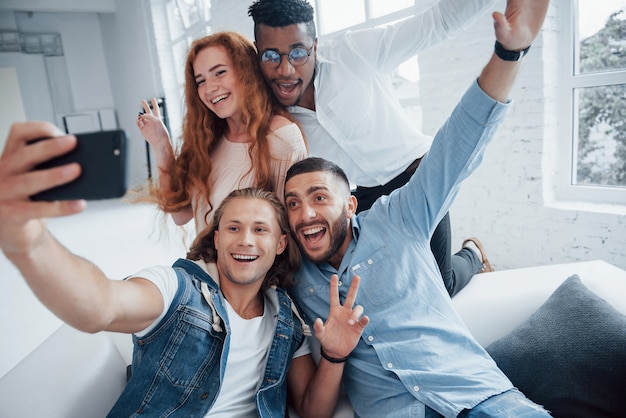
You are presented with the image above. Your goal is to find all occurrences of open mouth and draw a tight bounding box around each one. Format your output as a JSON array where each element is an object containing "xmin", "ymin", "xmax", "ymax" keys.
[
  {"xmin": 232, "ymin": 254, "xmax": 259, "ymax": 263},
  {"xmin": 211, "ymin": 93, "xmax": 230, "ymax": 104},
  {"xmin": 302, "ymin": 226, "xmax": 326, "ymax": 243},
  {"xmin": 275, "ymin": 80, "xmax": 300, "ymax": 98}
]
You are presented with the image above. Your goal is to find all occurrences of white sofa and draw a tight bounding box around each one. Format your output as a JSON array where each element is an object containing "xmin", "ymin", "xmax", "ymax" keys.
[{"xmin": 1, "ymin": 260, "xmax": 624, "ymax": 417}]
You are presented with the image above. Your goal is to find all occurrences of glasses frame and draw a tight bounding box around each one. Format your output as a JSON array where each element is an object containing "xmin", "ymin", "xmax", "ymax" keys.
[{"xmin": 259, "ymin": 45, "xmax": 314, "ymax": 69}]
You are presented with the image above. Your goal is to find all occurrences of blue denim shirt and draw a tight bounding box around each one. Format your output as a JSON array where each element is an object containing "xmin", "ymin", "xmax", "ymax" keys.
[
  {"xmin": 108, "ymin": 258, "xmax": 305, "ymax": 417},
  {"xmin": 290, "ymin": 81, "xmax": 514, "ymax": 418}
]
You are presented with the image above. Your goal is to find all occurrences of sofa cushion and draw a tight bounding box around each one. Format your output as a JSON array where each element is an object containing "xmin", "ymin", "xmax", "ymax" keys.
[
  {"xmin": 486, "ymin": 274, "xmax": 626, "ymax": 417},
  {"xmin": 0, "ymin": 325, "xmax": 127, "ymax": 417}
]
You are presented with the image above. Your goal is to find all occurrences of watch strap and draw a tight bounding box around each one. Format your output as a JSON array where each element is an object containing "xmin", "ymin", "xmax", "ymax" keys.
[
  {"xmin": 320, "ymin": 346, "xmax": 349, "ymax": 363},
  {"xmin": 494, "ymin": 40, "xmax": 531, "ymax": 61}
]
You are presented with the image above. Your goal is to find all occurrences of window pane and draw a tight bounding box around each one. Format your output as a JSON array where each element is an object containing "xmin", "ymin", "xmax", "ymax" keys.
[
  {"xmin": 166, "ymin": 0, "xmax": 185, "ymax": 39},
  {"xmin": 202, "ymin": 0, "xmax": 211, "ymax": 21},
  {"xmin": 371, "ymin": 0, "xmax": 414, "ymax": 19},
  {"xmin": 172, "ymin": 39, "xmax": 189, "ymax": 88},
  {"xmin": 318, "ymin": 0, "xmax": 365, "ymax": 34},
  {"xmin": 177, "ymin": 0, "xmax": 203, "ymax": 28},
  {"xmin": 575, "ymin": 83, "xmax": 626, "ymax": 187},
  {"xmin": 577, "ymin": 1, "xmax": 626, "ymax": 74}
]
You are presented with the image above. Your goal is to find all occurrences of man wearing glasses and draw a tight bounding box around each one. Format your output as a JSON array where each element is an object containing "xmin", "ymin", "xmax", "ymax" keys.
[{"xmin": 249, "ymin": 0, "xmax": 498, "ymax": 298}]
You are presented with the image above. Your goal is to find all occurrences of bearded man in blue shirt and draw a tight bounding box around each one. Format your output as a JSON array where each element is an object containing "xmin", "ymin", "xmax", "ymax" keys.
[{"xmin": 281, "ymin": 0, "xmax": 553, "ymax": 416}]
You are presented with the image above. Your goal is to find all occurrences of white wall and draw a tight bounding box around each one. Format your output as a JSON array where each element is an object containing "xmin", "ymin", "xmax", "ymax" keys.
[
  {"xmin": 419, "ymin": 1, "xmax": 626, "ymax": 270},
  {"xmin": 14, "ymin": 11, "xmax": 116, "ymax": 111},
  {"xmin": 0, "ymin": 53, "xmax": 55, "ymax": 123},
  {"xmin": 99, "ymin": 0, "xmax": 165, "ymax": 186},
  {"xmin": 0, "ymin": 3, "xmax": 159, "ymax": 186},
  {"xmin": 0, "ymin": 67, "xmax": 27, "ymax": 144}
]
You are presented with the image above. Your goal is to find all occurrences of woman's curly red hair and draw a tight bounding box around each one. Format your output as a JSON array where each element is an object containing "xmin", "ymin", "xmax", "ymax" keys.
[{"xmin": 153, "ymin": 31, "xmax": 293, "ymax": 227}]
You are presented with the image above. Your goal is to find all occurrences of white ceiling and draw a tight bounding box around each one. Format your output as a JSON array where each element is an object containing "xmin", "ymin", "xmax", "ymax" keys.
[{"xmin": 0, "ymin": 0, "xmax": 116, "ymax": 14}]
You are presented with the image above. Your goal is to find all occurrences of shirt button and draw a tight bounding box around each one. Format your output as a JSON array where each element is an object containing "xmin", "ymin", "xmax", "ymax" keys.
[
  {"xmin": 387, "ymin": 362, "xmax": 393, "ymax": 368},
  {"xmin": 337, "ymin": 281, "xmax": 342, "ymax": 286},
  {"xmin": 201, "ymin": 392, "xmax": 209, "ymax": 400},
  {"xmin": 367, "ymin": 259, "xmax": 373, "ymax": 265},
  {"xmin": 309, "ymin": 287, "xmax": 314, "ymax": 294},
  {"xmin": 413, "ymin": 386, "xmax": 420, "ymax": 392},
  {"xmin": 367, "ymin": 336, "xmax": 374, "ymax": 342}
]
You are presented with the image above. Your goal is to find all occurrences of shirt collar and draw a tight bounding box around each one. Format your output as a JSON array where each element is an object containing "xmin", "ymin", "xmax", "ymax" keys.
[
  {"xmin": 330, "ymin": 217, "xmax": 361, "ymax": 276},
  {"xmin": 351, "ymin": 215, "xmax": 361, "ymax": 240},
  {"xmin": 288, "ymin": 52, "xmax": 328, "ymax": 114}
]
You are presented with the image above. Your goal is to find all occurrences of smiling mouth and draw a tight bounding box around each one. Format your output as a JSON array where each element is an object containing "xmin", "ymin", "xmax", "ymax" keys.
[
  {"xmin": 302, "ymin": 226, "xmax": 326, "ymax": 242},
  {"xmin": 232, "ymin": 254, "xmax": 259, "ymax": 262},
  {"xmin": 211, "ymin": 93, "xmax": 230, "ymax": 104},
  {"xmin": 275, "ymin": 80, "xmax": 300, "ymax": 96}
]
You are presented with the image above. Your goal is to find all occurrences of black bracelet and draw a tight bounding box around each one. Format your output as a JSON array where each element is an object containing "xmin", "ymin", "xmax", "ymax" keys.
[
  {"xmin": 320, "ymin": 346, "xmax": 349, "ymax": 363},
  {"xmin": 494, "ymin": 40, "xmax": 531, "ymax": 62}
]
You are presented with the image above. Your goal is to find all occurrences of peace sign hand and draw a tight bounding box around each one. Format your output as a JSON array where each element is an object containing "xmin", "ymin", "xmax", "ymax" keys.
[
  {"xmin": 136, "ymin": 98, "xmax": 170, "ymax": 148},
  {"xmin": 314, "ymin": 275, "xmax": 369, "ymax": 362}
]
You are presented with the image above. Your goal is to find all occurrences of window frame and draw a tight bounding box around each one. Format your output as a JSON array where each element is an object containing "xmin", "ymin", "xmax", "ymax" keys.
[
  {"xmin": 147, "ymin": 0, "xmax": 212, "ymax": 149},
  {"xmin": 554, "ymin": 0, "xmax": 626, "ymax": 208},
  {"xmin": 313, "ymin": 0, "xmax": 417, "ymax": 39}
]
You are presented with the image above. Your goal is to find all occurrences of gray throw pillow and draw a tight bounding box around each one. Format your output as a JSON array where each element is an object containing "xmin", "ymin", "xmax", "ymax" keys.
[{"xmin": 486, "ymin": 274, "xmax": 626, "ymax": 418}]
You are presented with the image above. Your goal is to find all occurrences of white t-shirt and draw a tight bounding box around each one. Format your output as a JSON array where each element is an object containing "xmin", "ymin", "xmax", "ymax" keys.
[
  {"xmin": 131, "ymin": 262, "xmax": 311, "ymax": 416},
  {"xmin": 208, "ymin": 295, "xmax": 275, "ymax": 417}
]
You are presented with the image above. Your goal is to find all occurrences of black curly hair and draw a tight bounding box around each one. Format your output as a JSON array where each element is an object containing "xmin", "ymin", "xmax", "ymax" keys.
[{"xmin": 248, "ymin": 0, "xmax": 317, "ymax": 40}]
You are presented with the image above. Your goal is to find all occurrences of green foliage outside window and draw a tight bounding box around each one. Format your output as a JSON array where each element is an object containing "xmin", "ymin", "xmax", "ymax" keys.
[{"xmin": 577, "ymin": 10, "xmax": 626, "ymax": 186}]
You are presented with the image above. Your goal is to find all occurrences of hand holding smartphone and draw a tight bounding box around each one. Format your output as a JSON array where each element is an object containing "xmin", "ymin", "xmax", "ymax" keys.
[{"xmin": 29, "ymin": 130, "xmax": 128, "ymax": 201}]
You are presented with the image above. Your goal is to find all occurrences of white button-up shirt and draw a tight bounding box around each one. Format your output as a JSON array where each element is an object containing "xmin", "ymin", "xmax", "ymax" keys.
[{"xmin": 289, "ymin": 0, "xmax": 497, "ymax": 187}]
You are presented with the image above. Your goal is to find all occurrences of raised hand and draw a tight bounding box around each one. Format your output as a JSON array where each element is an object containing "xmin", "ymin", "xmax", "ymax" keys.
[
  {"xmin": 492, "ymin": 0, "xmax": 550, "ymax": 51},
  {"xmin": 136, "ymin": 98, "xmax": 171, "ymax": 148},
  {"xmin": 136, "ymin": 97, "xmax": 176, "ymax": 178},
  {"xmin": 314, "ymin": 274, "xmax": 369, "ymax": 360},
  {"xmin": 477, "ymin": 0, "xmax": 550, "ymax": 103}
]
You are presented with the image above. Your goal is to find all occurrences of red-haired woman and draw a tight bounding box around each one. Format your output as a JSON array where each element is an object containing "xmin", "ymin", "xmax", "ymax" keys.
[{"xmin": 137, "ymin": 31, "xmax": 306, "ymax": 232}]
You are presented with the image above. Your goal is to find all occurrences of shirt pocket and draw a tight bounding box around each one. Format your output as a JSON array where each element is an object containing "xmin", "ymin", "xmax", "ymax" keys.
[
  {"xmin": 292, "ymin": 280, "xmax": 330, "ymax": 325},
  {"xmin": 159, "ymin": 308, "xmax": 222, "ymax": 388},
  {"xmin": 351, "ymin": 246, "xmax": 410, "ymax": 306},
  {"xmin": 325, "ymin": 79, "xmax": 372, "ymax": 141}
]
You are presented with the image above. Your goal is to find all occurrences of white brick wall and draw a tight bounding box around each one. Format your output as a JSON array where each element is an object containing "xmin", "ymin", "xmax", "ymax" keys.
[{"xmin": 419, "ymin": 1, "xmax": 626, "ymax": 270}]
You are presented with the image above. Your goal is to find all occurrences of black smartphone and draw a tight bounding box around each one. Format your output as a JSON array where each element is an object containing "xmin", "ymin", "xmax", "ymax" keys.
[{"xmin": 29, "ymin": 130, "xmax": 128, "ymax": 201}]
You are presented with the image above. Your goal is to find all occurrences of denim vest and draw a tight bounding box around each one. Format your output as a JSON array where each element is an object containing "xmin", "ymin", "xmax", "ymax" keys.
[{"xmin": 107, "ymin": 258, "xmax": 306, "ymax": 417}]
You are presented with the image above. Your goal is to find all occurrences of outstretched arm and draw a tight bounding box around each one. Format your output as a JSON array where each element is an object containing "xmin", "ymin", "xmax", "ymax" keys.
[
  {"xmin": 352, "ymin": 0, "xmax": 498, "ymax": 72},
  {"xmin": 477, "ymin": 0, "xmax": 550, "ymax": 102},
  {"xmin": 288, "ymin": 275, "xmax": 369, "ymax": 418},
  {"xmin": 137, "ymin": 98, "xmax": 193, "ymax": 225},
  {"xmin": 0, "ymin": 121, "xmax": 164, "ymax": 334}
]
